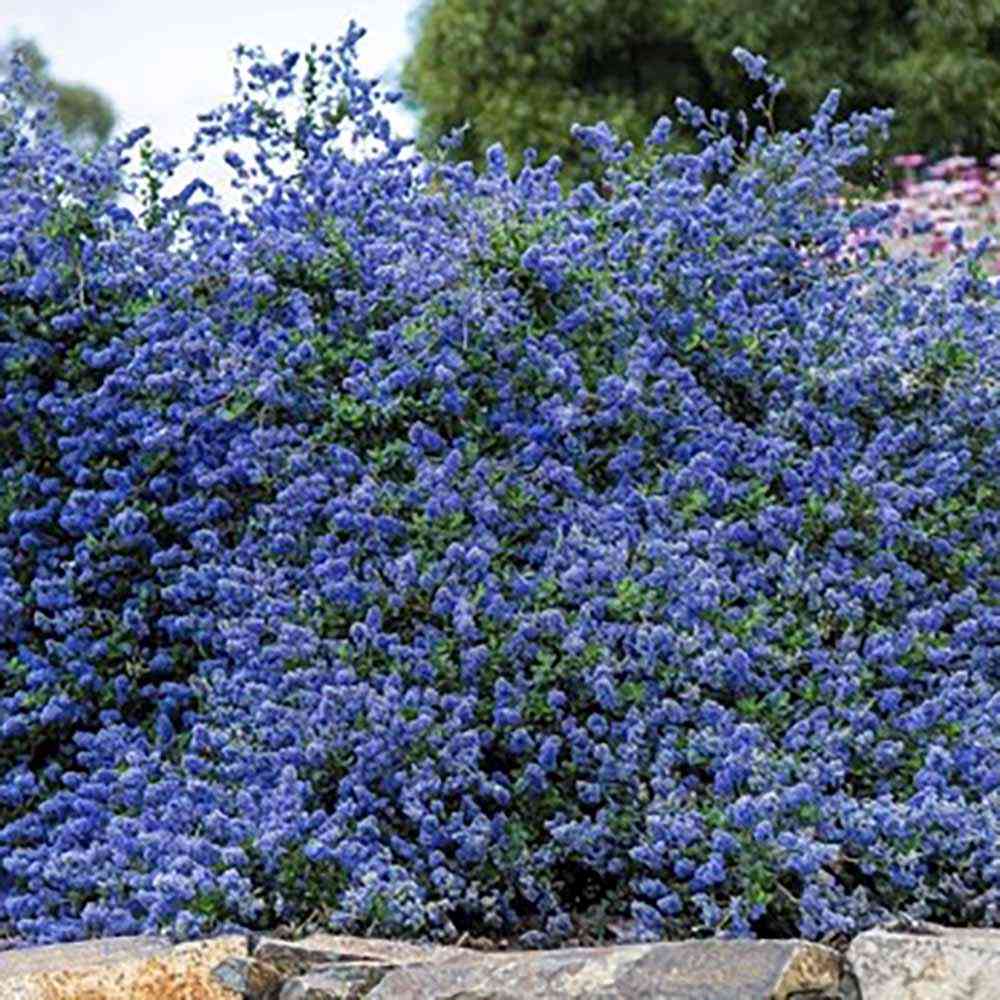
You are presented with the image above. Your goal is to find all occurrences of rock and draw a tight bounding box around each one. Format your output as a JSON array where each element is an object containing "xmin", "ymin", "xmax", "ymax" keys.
[
  {"xmin": 249, "ymin": 933, "xmax": 470, "ymax": 975},
  {"xmin": 239, "ymin": 934, "xmax": 472, "ymax": 1000},
  {"xmin": 277, "ymin": 962, "xmax": 397, "ymax": 999},
  {"xmin": 847, "ymin": 923, "xmax": 1000, "ymax": 999},
  {"xmin": 19, "ymin": 926, "xmax": 1000, "ymax": 999},
  {"xmin": 212, "ymin": 955, "xmax": 286, "ymax": 999},
  {"xmin": 0, "ymin": 933, "xmax": 245, "ymax": 1000},
  {"xmin": 364, "ymin": 938, "xmax": 843, "ymax": 1000}
]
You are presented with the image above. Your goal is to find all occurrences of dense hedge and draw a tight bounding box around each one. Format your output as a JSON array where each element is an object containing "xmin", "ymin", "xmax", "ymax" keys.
[{"xmin": 1, "ymin": 28, "xmax": 998, "ymax": 948}]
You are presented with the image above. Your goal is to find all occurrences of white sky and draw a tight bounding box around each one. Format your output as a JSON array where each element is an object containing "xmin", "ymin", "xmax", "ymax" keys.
[{"xmin": 2, "ymin": 0, "xmax": 426, "ymax": 206}]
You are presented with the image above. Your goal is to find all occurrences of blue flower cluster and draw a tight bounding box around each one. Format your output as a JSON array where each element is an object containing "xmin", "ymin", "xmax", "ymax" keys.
[{"xmin": 1, "ymin": 27, "xmax": 997, "ymax": 948}]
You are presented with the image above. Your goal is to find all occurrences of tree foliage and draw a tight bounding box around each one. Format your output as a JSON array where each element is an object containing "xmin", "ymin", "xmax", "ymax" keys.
[
  {"xmin": 399, "ymin": 0, "xmax": 712, "ymax": 187},
  {"xmin": 400, "ymin": 0, "xmax": 1000, "ymax": 187},
  {"xmin": 1, "ymin": 38, "xmax": 116, "ymax": 148}
]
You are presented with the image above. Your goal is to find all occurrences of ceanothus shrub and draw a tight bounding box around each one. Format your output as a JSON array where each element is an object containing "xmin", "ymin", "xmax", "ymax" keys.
[{"xmin": 0, "ymin": 30, "xmax": 997, "ymax": 948}]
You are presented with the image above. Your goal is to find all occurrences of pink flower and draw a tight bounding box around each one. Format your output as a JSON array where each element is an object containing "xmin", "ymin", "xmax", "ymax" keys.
[
  {"xmin": 929, "ymin": 155, "xmax": 977, "ymax": 178},
  {"xmin": 893, "ymin": 154, "xmax": 924, "ymax": 169},
  {"xmin": 929, "ymin": 234, "xmax": 950, "ymax": 256}
]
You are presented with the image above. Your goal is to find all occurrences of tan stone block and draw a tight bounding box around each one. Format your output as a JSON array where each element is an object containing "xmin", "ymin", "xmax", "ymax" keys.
[
  {"xmin": 847, "ymin": 925, "xmax": 1000, "ymax": 1000},
  {"xmin": 0, "ymin": 933, "xmax": 246, "ymax": 1000}
]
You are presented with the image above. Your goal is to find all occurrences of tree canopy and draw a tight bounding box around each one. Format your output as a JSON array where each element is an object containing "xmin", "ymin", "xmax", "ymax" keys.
[
  {"xmin": 1, "ymin": 38, "xmax": 116, "ymax": 148},
  {"xmin": 399, "ymin": 0, "xmax": 1000, "ymax": 187}
]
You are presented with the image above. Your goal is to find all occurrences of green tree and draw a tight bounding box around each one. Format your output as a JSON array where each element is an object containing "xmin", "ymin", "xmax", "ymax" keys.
[
  {"xmin": 399, "ymin": 0, "xmax": 1000, "ymax": 188},
  {"xmin": 398, "ymin": 0, "xmax": 714, "ymax": 188},
  {"xmin": 671, "ymin": 0, "xmax": 1000, "ymax": 163},
  {"xmin": 1, "ymin": 37, "xmax": 116, "ymax": 148},
  {"xmin": 885, "ymin": 0, "xmax": 1000, "ymax": 157}
]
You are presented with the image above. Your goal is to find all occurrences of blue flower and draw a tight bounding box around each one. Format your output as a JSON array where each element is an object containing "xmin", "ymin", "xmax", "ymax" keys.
[{"xmin": 1, "ymin": 25, "xmax": 997, "ymax": 952}]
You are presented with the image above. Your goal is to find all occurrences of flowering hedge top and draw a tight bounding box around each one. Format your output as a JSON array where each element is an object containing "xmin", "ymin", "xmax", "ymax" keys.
[{"xmin": 0, "ymin": 33, "xmax": 997, "ymax": 949}]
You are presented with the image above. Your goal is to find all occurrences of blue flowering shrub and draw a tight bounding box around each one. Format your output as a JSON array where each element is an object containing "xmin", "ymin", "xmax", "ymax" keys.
[{"xmin": 1, "ymin": 30, "xmax": 998, "ymax": 947}]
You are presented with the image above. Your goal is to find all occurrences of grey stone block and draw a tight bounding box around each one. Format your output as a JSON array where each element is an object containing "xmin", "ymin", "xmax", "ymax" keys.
[
  {"xmin": 212, "ymin": 954, "xmax": 286, "ymax": 999},
  {"xmin": 364, "ymin": 938, "xmax": 843, "ymax": 1000}
]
